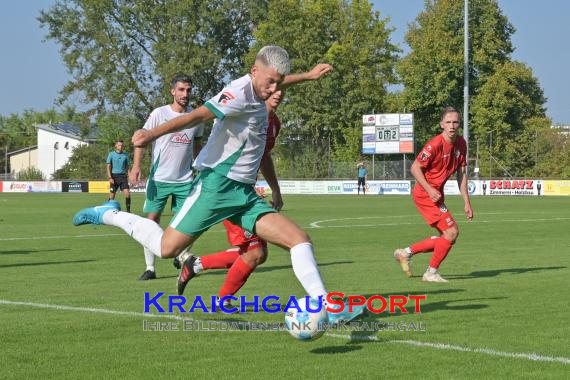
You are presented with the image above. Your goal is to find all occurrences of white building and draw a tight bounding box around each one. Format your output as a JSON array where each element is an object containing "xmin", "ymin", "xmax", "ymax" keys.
[
  {"xmin": 35, "ymin": 123, "xmax": 97, "ymax": 179},
  {"xmin": 8, "ymin": 146, "xmax": 38, "ymax": 175}
]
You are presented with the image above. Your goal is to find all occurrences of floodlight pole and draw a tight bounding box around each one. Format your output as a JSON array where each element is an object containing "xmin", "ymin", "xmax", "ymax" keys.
[{"xmin": 464, "ymin": 0, "xmax": 470, "ymax": 174}]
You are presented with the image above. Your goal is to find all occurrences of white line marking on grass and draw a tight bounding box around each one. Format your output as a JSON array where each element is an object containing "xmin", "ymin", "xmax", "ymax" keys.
[
  {"xmin": 2, "ymin": 299, "xmax": 569, "ymax": 365},
  {"xmin": 309, "ymin": 216, "xmax": 570, "ymax": 229},
  {"xmin": 327, "ymin": 334, "xmax": 570, "ymax": 365},
  {"xmin": 0, "ymin": 300, "xmax": 190, "ymax": 321}
]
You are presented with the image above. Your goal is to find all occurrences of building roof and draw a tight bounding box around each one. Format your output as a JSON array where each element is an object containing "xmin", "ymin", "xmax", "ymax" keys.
[
  {"xmin": 7, "ymin": 145, "xmax": 38, "ymax": 156},
  {"xmin": 35, "ymin": 122, "xmax": 98, "ymax": 142}
]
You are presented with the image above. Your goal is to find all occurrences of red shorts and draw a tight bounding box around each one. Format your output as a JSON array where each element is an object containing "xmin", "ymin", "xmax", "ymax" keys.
[
  {"xmin": 223, "ymin": 220, "xmax": 267, "ymax": 252},
  {"xmin": 413, "ymin": 193, "xmax": 456, "ymax": 232}
]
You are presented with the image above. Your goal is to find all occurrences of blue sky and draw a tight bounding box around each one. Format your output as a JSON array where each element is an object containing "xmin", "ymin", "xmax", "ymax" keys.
[{"xmin": 1, "ymin": 0, "xmax": 569, "ymax": 124}]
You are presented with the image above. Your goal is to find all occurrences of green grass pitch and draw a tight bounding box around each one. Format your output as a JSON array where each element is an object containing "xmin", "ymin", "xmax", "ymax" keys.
[{"xmin": 0, "ymin": 193, "xmax": 569, "ymax": 378}]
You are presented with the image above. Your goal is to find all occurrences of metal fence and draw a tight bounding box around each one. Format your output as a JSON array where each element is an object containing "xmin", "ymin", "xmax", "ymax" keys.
[{"xmin": 274, "ymin": 156, "xmax": 415, "ymax": 180}]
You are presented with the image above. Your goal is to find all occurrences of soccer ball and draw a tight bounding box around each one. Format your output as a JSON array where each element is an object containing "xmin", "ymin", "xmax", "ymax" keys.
[{"xmin": 284, "ymin": 297, "xmax": 329, "ymax": 341}]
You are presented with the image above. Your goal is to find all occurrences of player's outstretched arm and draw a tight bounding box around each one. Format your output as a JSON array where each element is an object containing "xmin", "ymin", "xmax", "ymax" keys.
[
  {"xmin": 132, "ymin": 106, "xmax": 215, "ymax": 147},
  {"xmin": 281, "ymin": 63, "xmax": 333, "ymax": 88},
  {"xmin": 457, "ymin": 165, "xmax": 473, "ymax": 220}
]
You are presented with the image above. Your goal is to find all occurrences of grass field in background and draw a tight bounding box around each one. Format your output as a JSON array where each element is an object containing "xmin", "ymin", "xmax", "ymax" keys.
[{"xmin": 1, "ymin": 193, "xmax": 568, "ymax": 379}]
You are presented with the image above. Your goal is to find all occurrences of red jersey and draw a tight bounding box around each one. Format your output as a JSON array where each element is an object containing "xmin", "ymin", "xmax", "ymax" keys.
[
  {"xmin": 414, "ymin": 134, "xmax": 467, "ymax": 194},
  {"xmin": 263, "ymin": 112, "xmax": 281, "ymax": 157}
]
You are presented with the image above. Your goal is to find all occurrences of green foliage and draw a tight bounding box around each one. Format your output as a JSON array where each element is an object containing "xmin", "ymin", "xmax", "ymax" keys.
[
  {"xmin": 95, "ymin": 112, "xmax": 141, "ymax": 150},
  {"xmin": 272, "ymin": 127, "xmax": 333, "ymax": 178},
  {"xmin": 332, "ymin": 127, "xmax": 362, "ymax": 164},
  {"xmin": 471, "ymin": 62, "xmax": 549, "ymax": 177},
  {"xmin": 534, "ymin": 128, "xmax": 570, "ymax": 178},
  {"xmin": 15, "ymin": 167, "xmax": 45, "ymax": 181},
  {"xmin": 53, "ymin": 143, "xmax": 108, "ymax": 180},
  {"xmin": 38, "ymin": 0, "xmax": 267, "ymax": 119},
  {"xmin": 398, "ymin": 0, "xmax": 550, "ymax": 178},
  {"xmin": 399, "ymin": 0, "xmax": 515, "ymax": 144},
  {"xmin": 248, "ymin": 0, "xmax": 399, "ymax": 171}
]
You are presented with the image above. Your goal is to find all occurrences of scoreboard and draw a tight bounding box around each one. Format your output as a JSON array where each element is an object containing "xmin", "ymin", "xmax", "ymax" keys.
[{"xmin": 362, "ymin": 113, "xmax": 414, "ymax": 154}]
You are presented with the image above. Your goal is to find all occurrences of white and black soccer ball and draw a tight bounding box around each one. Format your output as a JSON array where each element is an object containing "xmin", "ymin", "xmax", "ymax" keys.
[{"xmin": 284, "ymin": 298, "xmax": 329, "ymax": 341}]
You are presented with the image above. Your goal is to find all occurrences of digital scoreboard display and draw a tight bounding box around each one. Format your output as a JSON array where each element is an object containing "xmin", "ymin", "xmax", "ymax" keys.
[{"xmin": 362, "ymin": 113, "xmax": 414, "ymax": 154}]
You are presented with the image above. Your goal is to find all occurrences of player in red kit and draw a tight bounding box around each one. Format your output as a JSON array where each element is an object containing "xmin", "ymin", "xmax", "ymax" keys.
[
  {"xmin": 394, "ymin": 107, "xmax": 473, "ymax": 282},
  {"xmin": 176, "ymin": 64, "xmax": 334, "ymax": 306}
]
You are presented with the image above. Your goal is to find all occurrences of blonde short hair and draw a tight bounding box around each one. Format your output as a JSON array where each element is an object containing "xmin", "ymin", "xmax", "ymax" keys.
[{"xmin": 256, "ymin": 45, "xmax": 291, "ymax": 75}]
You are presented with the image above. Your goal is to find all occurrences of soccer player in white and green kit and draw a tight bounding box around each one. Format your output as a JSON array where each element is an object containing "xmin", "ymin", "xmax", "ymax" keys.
[
  {"xmin": 73, "ymin": 46, "xmax": 365, "ymax": 323},
  {"xmin": 130, "ymin": 74, "xmax": 204, "ymax": 281}
]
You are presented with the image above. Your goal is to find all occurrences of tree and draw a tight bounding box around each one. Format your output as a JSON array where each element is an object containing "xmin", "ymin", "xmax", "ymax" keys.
[
  {"xmin": 16, "ymin": 167, "xmax": 45, "ymax": 181},
  {"xmin": 245, "ymin": 0, "xmax": 399, "ymax": 177},
  {"xmin": 398, "ymin": 0, "xmax": 550, "ymax": 178},
  {"xmin": 38, "ymin": 0, "xmax": 267, "ymax": 120},
  {"xmin": 471, "ymin": 62, "xmax": 549, "ymax": 177},
  {"xmin": 534, "ymin": 128, "xmax": 570, "ymax": 179},
  {"xmin": 398, "ymin": 0, "xmax": 515, "ymax": 144},
  {"xmin": 53, "ymin": 143, "xmax": 108, "ymax": 180}
]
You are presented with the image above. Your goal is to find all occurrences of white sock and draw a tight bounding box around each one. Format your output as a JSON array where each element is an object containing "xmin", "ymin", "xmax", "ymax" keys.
[
  {"xmin": 290, "ymin": 242, "xmax": 327, "ymax": 299},
  {"xmin": 428, "ymin": 266, "xmax": 438, "ymax": 274},
  {"xmin": 404, "ymin": 247, "xmax": 412, "ymax": 254},
  {"xmin": 193, "ymin": 257, "xmax": 203, "ymax": 274},
  {"xmin": 144, "ymin": 247, "xmax": 155, "ymax": 272},
  {"xmin": 102, "ymin": 210, "xmax": 164, "ymax": 258}
]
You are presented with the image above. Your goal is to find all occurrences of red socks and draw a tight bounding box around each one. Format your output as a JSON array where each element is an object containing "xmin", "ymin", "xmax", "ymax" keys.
[
  {"xmin": 219, "ymin": 257, "xmax": 254, "ymax": 298},
  {"xmin": 201, "ymin": 249, "xmax": 240, "ymax": 270},
  {"xmin": 410, "ymin": 236, "xmax": 438, "ymax": 255},
  {"xmin": 429, "ymin": 237, "xmax": 453, "ymax": 269}
]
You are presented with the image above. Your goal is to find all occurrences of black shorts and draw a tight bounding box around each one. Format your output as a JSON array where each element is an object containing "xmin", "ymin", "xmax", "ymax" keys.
[
  {"xmin": 110, "ymin": 174, "xmax": 130, "ymax": 192},
  {"xmin": 358, "ymin": 177, "xmax": 366, "ymax": 187}
]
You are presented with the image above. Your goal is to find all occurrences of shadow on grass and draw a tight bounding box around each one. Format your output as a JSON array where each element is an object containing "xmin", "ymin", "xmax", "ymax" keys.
[
  {"xmin": 356, "ymin": 290, "xmax": 506, "ymax": 319},
  {"xmin": 203, "ymin": 260, "xmax": 355, "ymax": 276},
  {"xmin": 310, "ymin": 345, "xmax": 363, "ymax": 354},
  {"xmin": 0, "ymin": 259, "xmax": 95, "ymax": 268},
  {"xmin": 149, "ymin": 261, "xmax": 355, "ymax": 281},
  {"xmin": 0, "ymin": 249, "xmax": 71, "ymax": 255},
  {"xmin": 445, "ymin": 266, "xmax": 566, "ymax": 280}
]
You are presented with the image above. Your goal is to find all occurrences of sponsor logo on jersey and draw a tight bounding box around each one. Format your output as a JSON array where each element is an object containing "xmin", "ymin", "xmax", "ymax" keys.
[
  {"xmin": 171, "ymin": 132, "xmax": 193, "ymax": 144},
  {"xmin": 218, "ymin": 91, "xmax": 235, "ymax": 105}
]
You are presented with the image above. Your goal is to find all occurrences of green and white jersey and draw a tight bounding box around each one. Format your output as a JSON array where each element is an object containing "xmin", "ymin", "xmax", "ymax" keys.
[
  {"xmin": 199, "ymin": 74, "xmax": 268, "ymax": 184},
  {"xmin": 143, "ymin": 105, "xmax": 204, "ymax": 183}
]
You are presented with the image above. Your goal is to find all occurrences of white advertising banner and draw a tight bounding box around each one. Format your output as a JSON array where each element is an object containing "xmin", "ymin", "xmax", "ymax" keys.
[
  {"xmin": 2, "ymin": 181, "xmax": 62, "ymax": 193},
  {"xmin": 343, "ymin": 180, "xmax": 411, "ymax": 195},
  {"xmin": 481, "ymin": 179, "xmax": 543, "ymax": 196},
  {"xmin": 265, "ymin": 180, "xmax": 412, "ymax": 195},
  {"xmin": 441, "ymin": 180, "xmax": 483, "ymax": 196}
]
